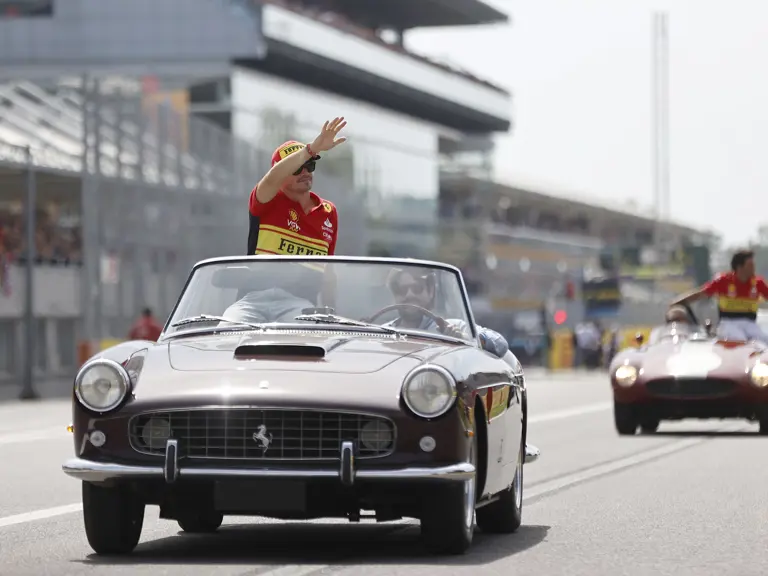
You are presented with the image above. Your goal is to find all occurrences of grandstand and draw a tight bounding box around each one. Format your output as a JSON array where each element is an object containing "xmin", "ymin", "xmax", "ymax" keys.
[
  {"xmin": 0, "ymin": 78, "xmax": 232, "ymax": 190},
  {"xmin": 438, "ymin": 172, "xmax": 718, "ymax": 323}
]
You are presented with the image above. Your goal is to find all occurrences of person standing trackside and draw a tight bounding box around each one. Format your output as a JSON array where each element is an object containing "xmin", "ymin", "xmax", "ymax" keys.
[{"xmin": 128, "ymin": 308, "xmax": 162, "ymax": 342}]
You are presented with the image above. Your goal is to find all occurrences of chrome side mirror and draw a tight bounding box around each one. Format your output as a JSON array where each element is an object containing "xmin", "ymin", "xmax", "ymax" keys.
[{"xmin": 480, "ymin": 330, "xmax": 509, "ymax": 358}]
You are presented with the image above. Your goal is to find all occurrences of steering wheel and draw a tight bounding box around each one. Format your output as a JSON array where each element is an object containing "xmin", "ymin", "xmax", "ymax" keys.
[{"xmin": 363, "ymin": 304, "xmax": 449, "ymax": 333}]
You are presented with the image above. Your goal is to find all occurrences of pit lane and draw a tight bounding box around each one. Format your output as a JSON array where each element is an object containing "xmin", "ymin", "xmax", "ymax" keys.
[{"xmin": 0, "ymin": 369, "xmax": 764, "ymax": 576}]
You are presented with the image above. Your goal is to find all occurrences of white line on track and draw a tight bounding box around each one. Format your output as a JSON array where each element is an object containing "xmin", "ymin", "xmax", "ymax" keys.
[
  {"xmin": 0, "ymin": 503, "xmax": 83, "ymax": 529},
  {"xmin": 524, "ymin": 421, "xmax": 749, "ymax": 500},
  {"xmin": 0, "ymin": 426, "xmax": 68, "ymax": 446},
  {"xmin": 527, "ymin": 402, "xmax": 611, "ymax": 424}
]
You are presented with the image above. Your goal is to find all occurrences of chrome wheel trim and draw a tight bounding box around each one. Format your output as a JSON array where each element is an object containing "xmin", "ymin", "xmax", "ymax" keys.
[
  {"xmin": 464, "ymin": 438, "xmax": 477, "ymax": 530},
  {"xmin": 464, "ymin": 473, "xmax": 476, "ymax": 530},
  {"xmin": 514, "ymin": 443, "xmax": 523, "ymax": 510}
]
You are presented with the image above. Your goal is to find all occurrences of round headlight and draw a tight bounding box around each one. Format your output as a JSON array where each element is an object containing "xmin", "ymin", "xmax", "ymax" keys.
[
  {"xmin": 402, "ymin": 365, "xmax": 457, "ymax": 419},
  {"xmin": 75, "ymin": 358, "xmax": 131, "ymax": 412},
  {"xmin": 751, "ymin": 362, "xmax": 768, "ymax": 387},
  {"xmin": 614, "ymin": 365, "xmax": 638, "ymax": 387}
]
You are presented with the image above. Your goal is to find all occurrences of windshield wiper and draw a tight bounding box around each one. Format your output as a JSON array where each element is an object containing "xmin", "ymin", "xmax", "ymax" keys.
[
  {"xmin": 170, "ymin": 314, "xmax": 265, "ymax": 331},
  {"xmin": 293, "ymin": 313, "xmax": 401, "ymax": 336}
]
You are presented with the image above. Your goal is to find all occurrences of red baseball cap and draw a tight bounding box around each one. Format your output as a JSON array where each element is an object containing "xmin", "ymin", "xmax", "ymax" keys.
[{"xmin": 271, "ymin": 140, "xmax": 321, "ymax": 166}]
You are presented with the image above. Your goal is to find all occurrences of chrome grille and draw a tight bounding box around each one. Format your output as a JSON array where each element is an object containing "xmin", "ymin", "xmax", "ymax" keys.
[{"xmin": 128, "ymin": 409, "xmax": 396, "ymax": 460}]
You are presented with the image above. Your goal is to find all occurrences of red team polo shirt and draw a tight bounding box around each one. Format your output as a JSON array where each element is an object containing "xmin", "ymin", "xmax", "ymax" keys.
[
  {"xmin": 247, "ymin": 190, "xmax": 338, "ymax": 257},
  {"xmin": 703, "ymin": 271, "xmax": 768, "ymax": 320}
]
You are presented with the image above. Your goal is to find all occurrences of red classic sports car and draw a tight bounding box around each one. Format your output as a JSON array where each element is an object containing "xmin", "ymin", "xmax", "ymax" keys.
[{"xmin": 609, "ymin": 306, "xmax": 768, "ymax": 435}]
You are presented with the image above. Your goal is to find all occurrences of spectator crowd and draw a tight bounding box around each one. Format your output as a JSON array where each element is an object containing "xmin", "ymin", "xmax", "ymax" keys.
[{"xmin": 0, "ymin": 204, "xmax": 82, "ymax": 267}]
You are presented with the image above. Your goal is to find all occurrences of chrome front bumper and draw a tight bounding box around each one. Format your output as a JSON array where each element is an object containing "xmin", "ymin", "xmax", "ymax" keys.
[{"xmin": 63, "ymin": 441, "xmax": 540, "ymax": 485}]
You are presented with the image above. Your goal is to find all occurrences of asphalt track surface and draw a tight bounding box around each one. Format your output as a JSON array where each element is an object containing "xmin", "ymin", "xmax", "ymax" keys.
[{"xmin": 1, "ymin": 370, "xmax": 767, "ymax": 576}]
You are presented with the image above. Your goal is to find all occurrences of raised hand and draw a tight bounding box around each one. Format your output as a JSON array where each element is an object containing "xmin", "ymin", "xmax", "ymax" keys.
[{"xmin": 310, "ymin": 117, "xmax": 348, "ymax": 153}]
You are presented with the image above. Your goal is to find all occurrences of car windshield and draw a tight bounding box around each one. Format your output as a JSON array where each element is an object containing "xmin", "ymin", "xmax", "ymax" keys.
[
  {"xmin": 649, "ymin": 322, "xmax": 707, "ymax": 344},
  {"xmin": 164, "ymin": 258, "xmax": 476, "ymax": 342}
]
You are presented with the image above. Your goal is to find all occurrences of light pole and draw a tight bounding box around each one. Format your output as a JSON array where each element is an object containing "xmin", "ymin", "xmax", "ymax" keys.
[
  {"xmin": 652, "ymin": 11, "xmax": 670, "ymax": 245},
  {"xmin": 20, "ymin": 145, "xmax": 38, "ymax": 400}
]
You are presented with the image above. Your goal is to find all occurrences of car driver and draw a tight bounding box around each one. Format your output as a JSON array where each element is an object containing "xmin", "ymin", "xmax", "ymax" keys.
[
  {"xmin": 383, "ymin": 268, "xmax": 509, "ymax": 357},
  {"xmin": 664, "ymin": 305, "xmax": 692, "ymax": 324}
]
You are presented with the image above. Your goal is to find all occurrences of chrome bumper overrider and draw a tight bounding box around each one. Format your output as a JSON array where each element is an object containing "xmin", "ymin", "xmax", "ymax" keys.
[
  {"xmin": 525, "ymin": 443, "xmax": 540, "ymax": 464},
  {"xmin": 62, "ymin": 441, "xmax": 540, "ymax": 485}
]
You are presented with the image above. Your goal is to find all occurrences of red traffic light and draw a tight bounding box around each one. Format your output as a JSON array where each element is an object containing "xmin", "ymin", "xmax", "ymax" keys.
[{"xmin": 553, "ymin": 310, "xmax": 567, "ymax": 325}]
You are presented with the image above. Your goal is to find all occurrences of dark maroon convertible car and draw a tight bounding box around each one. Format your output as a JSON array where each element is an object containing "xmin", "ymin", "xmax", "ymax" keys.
[{"xmin": 63, "ymin": 256, "xmax": 541, "ymax": 556}]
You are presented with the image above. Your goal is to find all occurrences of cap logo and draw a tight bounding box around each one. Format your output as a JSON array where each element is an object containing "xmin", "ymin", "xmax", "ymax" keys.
[{"xmin": 278, "ymin": 143, "xmax": 305, "ymax": 159}]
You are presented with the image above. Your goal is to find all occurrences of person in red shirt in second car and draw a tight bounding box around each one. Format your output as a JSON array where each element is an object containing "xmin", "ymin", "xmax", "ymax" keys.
[
  {"xmin": 128, "ymin": 308, "xmax": 163, "ymax": 342},
  {"xmin": 669, "ymin": 249, "xmax": 768, "ymax": 343},
  {"xmin": 223, "ymin": 117, "xmax": 347, "ymax": 324}
]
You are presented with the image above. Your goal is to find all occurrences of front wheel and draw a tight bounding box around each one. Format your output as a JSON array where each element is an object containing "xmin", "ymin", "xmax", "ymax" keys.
[
  {"xmin": 476, "ymin": 436, "xmax": 523, "ymax": 534},
  {"xmin": 639, "ymin": 417, "xmax": 660, "ymax": 434},
  {"xmin": 178, "ymin": 510, "xmax": 224, "ymax": 533},
  {"xmin": 420, "ymin": 436, "xmax": 476, "ymax": 554},
  {"xmin": 82, "ymin": 481, "xmax": 144, "ymax": 555},
  {"xmin": 614, "ymin": 402, "xmax": 638, "ymax": 435}
]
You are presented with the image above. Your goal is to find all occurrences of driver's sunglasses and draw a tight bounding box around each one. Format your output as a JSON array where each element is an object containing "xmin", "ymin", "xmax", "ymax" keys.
[
  {"xmin": 393, "ymin": 282, "xmax": 426, "ymax": 297},
  {"xmin": 293, "ymin": 160, "xmax": 317, "ymax": 176}
]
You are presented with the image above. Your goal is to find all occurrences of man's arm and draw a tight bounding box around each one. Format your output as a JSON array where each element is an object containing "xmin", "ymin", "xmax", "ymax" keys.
[
  {"xmin": 256, "ymin": 118, "xmax": 348, "ymax": 205},
  {"xmin": 319, "ymin": 206, "xmax": 339, "ymax": 307},
  {"xmin": 327, "ymin": 205, "xmax": 339, "ymax": 256},
  {"xmin": 254, "ymin": 147, "xmax": 314, "ymax": 205},
  {"xmin": 669, "ymin": 275, "xmax": 722, "ymax": 307},
  {"xmin": 757, "ymin": 277, "xmax": 768, "ymax": 299}
]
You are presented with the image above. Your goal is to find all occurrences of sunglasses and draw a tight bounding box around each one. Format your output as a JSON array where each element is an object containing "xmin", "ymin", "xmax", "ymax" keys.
[
  {"xmin": 393, "ymin": 282, "xmax": 427, "ymax": 297},
  {"xmin": 293, "ymin": 160, "xmax": 317, "ymax": 176}
]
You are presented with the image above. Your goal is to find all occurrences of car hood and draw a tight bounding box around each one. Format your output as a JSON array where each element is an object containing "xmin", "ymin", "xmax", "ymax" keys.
[
  {"xmin": 166, "ymin": 331, "xmax": 443, "ymax": 374},
  {"xmin": 632, "ymin": 337, "xmax": 765, "ymax": 379}
]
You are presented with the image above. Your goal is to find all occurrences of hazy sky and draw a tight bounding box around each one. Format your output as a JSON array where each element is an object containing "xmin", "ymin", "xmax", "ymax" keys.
[{"xmin": 405, "ymin": 0, "xmax": 764, "ymax": 247}]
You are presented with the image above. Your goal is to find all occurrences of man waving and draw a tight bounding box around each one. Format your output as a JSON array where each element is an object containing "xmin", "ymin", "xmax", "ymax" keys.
[{"xmin": 248, "ymin": 117, "xmax": 347, "ymax": 259}]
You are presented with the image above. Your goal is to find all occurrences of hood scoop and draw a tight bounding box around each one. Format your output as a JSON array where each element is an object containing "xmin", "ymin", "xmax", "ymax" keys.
[{"xmin": 234, "ymin": 342, "xmax": 327, "ymax": 359}]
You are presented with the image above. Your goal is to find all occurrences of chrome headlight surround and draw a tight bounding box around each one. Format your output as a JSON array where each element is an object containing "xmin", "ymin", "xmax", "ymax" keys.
[
  {"xmin": 750, "ymin": 362, "xmax": 768, "ymax": 388},
  {"xmin": 401, "ymin": 364, "xmax": 457, "ymax": 419},
  {"xmin": 74, "ymin": 357, "xmax": 132, "ymax": 414},
  {"xmin": 614, "ymin": 364, "xmax": 638, "ymax": 387}
]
